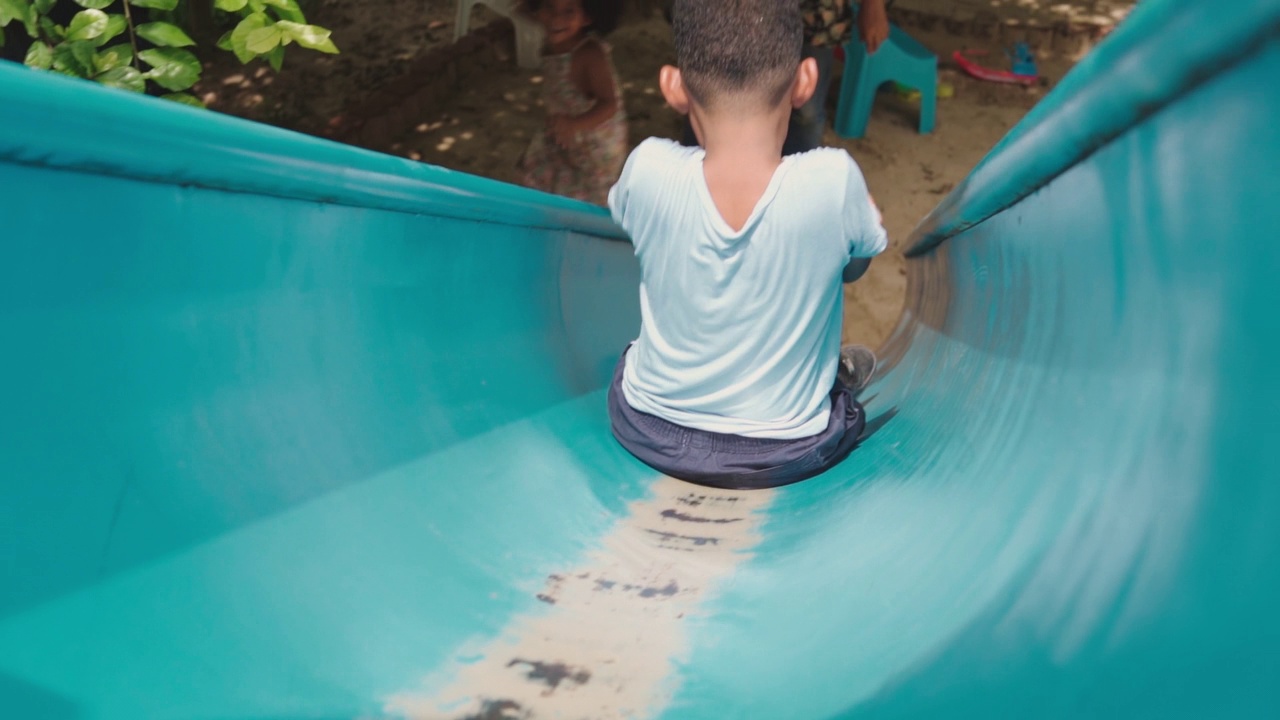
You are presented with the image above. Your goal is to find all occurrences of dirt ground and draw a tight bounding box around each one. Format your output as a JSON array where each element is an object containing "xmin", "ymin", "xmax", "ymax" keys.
[{"xmin": 199, "ymin": 0, "xmax": 1099, "ymax": 350}]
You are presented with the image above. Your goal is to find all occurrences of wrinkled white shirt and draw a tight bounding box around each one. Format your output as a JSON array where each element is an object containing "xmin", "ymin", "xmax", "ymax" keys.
[{"xmin": 608, "ymin": 138, "xmax": 887, "ymax": 439}]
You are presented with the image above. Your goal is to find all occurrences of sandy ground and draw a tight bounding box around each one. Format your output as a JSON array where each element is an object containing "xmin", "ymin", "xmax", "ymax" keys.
[{"xmin": 202, "ymin": 1, "xmax": 1089, "ymax": 350}]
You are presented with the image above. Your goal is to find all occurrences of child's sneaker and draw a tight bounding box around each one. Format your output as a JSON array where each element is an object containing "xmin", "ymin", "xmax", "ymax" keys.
[{"xmin": 838, "ymin": 344, "xmax": 877, "ymax": 392}]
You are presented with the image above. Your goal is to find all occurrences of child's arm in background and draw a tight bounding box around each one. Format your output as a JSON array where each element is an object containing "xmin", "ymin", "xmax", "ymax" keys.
[
  {"xmin": 858, "ymin": 0, "xmax": 890, "ymax": 54},
  {"xmin": 550, "ymin": 42, "xmax": 620, "ymax": 146}
]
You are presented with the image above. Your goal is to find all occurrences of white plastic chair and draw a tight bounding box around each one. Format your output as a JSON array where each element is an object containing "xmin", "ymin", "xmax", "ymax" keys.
[{"xmin": 454, "ymin": 0, "xmax": 545, "ymax": 69}]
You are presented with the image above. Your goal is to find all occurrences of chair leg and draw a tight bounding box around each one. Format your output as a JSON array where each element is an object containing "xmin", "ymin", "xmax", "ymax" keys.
[
  {"xmin": 515, "ymin": 18, "xmax": 544, "ymax": 69},
  {"xmin": 835, "ymin": 43, "xmax": 874, "ymax": 140},
  {"xmin": 917, "ymin": 61, "xmax": 937, "ymax": 134},
  {"xmin": 454, "ymin": 0, "xmax": 473, "ymax": 41},
  {"xmin": 919, "ymin": 84, "xmax": 936, "ymax": 134},
  {"xmin": 849, "ymin": 71, "xmax": 880, "ymax": 140}
]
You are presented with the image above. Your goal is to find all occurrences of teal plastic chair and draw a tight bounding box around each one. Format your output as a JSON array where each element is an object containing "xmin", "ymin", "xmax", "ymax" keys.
[{"xmin": 835, "ymin": 24, "xmax": 937, "ymax": 139}]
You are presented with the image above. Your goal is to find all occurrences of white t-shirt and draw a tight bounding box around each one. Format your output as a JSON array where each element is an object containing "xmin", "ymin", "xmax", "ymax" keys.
[{"xmin": 608, "ymin": 138, "xmax": 887, "ymax": 439}]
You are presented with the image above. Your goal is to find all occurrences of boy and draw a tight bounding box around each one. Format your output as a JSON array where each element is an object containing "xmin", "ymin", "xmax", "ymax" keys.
[
  {"xmin": 670, "ymin": 0, "xmax": 889, "ymax": 155},
  {"xmin": 607, "ymin": 0, "xmax": 887, "ymax": 490}
]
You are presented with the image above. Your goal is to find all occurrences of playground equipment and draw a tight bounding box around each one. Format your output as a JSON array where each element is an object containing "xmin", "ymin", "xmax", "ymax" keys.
[
  {"xmin": 835, "ymin": 23, "xmax": 938, "ymax": 138},
  {"xmin": 1, "ymin": 0, "xmax": 1278, "ymax": 717},
  {"xmin": 952, "ymin": 44, "xmax": 1040, "ymax": 85},
  {"xmin": 453, "ymin": 0, "xmax": 544, "ymax": 69}
]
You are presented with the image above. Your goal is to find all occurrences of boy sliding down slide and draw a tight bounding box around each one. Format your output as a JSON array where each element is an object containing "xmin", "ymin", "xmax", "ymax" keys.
[{"xmin": 607, "ymin": 0, "xmax": 887, "ymax": 490}]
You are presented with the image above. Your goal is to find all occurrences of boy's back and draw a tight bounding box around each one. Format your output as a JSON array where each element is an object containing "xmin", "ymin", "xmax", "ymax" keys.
[
  {"xmin": 605, "ymin": 0, "xmax": 886, "ymax": 489},
  {"xmin": 609, "ymin": 138, "xmax": 886, "ymax": 439}
]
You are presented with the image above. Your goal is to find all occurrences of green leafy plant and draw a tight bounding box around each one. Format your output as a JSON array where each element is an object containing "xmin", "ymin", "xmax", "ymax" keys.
[{"xmin": 0, "ymin": 0, "xmax": 337, "ymax": 107}]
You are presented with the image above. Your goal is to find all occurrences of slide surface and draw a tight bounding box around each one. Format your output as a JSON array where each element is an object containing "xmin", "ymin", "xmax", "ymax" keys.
[{"xmin": 2, "ymin": 0, "xmax": 1278, "ymax": 717}]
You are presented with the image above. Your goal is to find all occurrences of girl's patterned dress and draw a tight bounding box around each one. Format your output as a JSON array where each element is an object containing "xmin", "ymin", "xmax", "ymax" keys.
[{"xmin": 518, "ymin": 35, "xmax": 627, "ymax": 206}]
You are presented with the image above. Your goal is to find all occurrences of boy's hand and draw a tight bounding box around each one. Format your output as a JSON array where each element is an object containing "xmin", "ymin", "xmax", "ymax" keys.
[{"xmin": 859, "ymin": 0, "xmax": 889, "ymax": 54}]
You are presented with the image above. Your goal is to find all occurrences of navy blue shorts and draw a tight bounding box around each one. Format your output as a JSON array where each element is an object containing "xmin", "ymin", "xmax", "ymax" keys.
[{"xmin": 607, "ymin": 348, "xmax": 866, "ymax": 490}]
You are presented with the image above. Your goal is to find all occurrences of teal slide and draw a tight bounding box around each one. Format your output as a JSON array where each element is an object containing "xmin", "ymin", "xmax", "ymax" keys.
[{"xmin": 2, "ymin": 0, "xmax": 1277, "ymax": 717}]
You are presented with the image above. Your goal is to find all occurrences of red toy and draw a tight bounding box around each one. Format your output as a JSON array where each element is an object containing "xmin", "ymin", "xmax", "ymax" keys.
[{"xmin": 952, "ymin": 48, "xmax": 1039, "ymax": 85}]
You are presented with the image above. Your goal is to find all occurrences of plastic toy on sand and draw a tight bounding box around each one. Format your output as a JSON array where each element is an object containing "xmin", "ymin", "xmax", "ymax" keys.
[{"xmin": 953, "ymin": 42, "xmax": 1040, "ymax": 85}]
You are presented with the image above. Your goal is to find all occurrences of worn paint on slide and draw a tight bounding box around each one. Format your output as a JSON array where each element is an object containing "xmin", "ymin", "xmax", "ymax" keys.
[{"xmin": 388, "ymin": 478, "xmax": 774, "ymax": 719}]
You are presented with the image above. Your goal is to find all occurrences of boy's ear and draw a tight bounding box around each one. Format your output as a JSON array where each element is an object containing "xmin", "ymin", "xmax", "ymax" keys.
[
  {"xmin": 659, "ymin": 65, "xmax": 691, "ymax": 115},
  {"xmin": 790, "ymin": 57, "xmax": 819, "ymax": 109}
]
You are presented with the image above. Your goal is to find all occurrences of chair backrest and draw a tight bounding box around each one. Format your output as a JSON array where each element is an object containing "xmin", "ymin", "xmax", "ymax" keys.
[
  {"xmin": 467, "ymin": 0, "xmax": 519, "ymax": 19},
  {"xmin": 888, "ymin": 24, "xmax": 935, "ymax": 61}
]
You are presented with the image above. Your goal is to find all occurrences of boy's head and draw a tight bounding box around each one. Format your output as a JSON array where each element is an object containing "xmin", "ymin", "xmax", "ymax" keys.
[{"xmin": 664, "ymin": 0, "xmax": 810, "ymax": 113}]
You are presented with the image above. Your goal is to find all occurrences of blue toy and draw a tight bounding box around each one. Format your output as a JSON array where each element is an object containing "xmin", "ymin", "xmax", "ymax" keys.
[{"xmin": 1008, "ymin": 41, "xmax": 1038, "ymax": 76}]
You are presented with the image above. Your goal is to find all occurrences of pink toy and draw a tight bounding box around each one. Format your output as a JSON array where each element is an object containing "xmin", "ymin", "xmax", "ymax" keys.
[{"xmin": 952, "ymin": 48, "xmax": 1039, "ymax": 85}]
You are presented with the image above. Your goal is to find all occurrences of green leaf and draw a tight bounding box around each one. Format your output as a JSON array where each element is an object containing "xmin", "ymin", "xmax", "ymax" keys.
[
  {"xmin": 129, "ymin": 0, "xmax": 179, "ymax": 9},
  {"xmin": 66, "ymin": 8, "xmax": 108, "ymax": 41},
  {"xmin": 39, "ymin": 16, "xmax": 63, "ymax": 41},
  {"xmin": 96, "ymin": 65, "xmax": 145, "ymax": 92},
  {"xmin": 228, "ymin": 11, "xmax": 266, "ymax": 63},
  {"xmin": 136, "ymin": 21, "xmax": 195, "ymax": 47},
  {"xmin": 244, "ymin": 23, "xmax": 280, "ymax": 53},
  {"xmin": 34, "ymin": 0, "xmax": 54, "ymax": 13},
  {"xmin": 73, "ymin": 38, "xmax": 95, "ymax": 66},
  {"xmin": 22, "ymin": 3, "xmax": 37, "ymax": 36},
  {"xmin": 94, "ymin": 42, "xmax": 132, "ymax": 71},
  {"xmin": 214, "ymin": 0, "xmax": 247, "ymax": 11},
  {"xmin": 215, "ymin": 29, "xmax": 233, "ymax": 50},
  {"xmin": 139, "ymin": 46, "xmax": 201, "ymax": 90},
  {"xmin": 92, "ymin": 13, "xmax": 126, "ymax": 46},
  {"xmin": 247, "ymin": 0, "xmax": 263, "ymax": 12},
  {"xmin": 0, "ymin": 0, "xmax": 37, "ymax": 38},
  {"xmin": 24, "ymin": 41, "xmax": 53, "ymax": 69},
  {"xmin": 270, "ymin": 0, "xmax": 304, "ymax": 23},
  {"xmin": 260, "ymin": 0, "xmax": 295, "ymax": 19},
  {"xmin": 309, "ymin": 36, "xmax": 336, "ymax": 53},
  {"xmin": 267, "ymin": 43, "xmax": 283, "ymax": 70},
  {"xmin": 162, "ymin": 92, "xmax": 205, "ymax": 107},
  {"xmin": 73, "ymin": 0, "xmax": 113, "ymax": 9},
  {"xmin": 0, "ymin": 0, "xmax": 26, "ymax": 28},
  {"xmin": 276, "ymin": 21, "xmax": 337, "ymax": 53},
  {"xmin": 52, "ymin": 40, "xmax": 96, "ymax": 76}
]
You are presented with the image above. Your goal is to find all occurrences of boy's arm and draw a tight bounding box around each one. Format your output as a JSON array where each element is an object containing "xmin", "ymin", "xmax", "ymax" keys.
[
  {"xmin": 843, "ymin": 256, "xmax": 872, "ymax": 283},
  {"xmin": 842, "ymin": 161, "xmax": 888, "ymax": 283},
  {"xmin": 608, "ymin": 142, "xmax": 646, "ymax": 233},
  {"xmin": 842, "ymin": 192, "xmax": 880, "ymax": 282}
]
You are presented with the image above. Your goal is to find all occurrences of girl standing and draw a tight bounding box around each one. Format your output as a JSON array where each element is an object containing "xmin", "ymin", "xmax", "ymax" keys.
[{"xmin": 518, "ymin": 0, "xmax": 627, "ymax": 206}]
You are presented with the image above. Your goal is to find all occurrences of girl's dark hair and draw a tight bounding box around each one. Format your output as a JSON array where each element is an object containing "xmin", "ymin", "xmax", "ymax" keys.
[{"xmin": 525, "ymin": 0, "xmax": 621, "ymax": 36}]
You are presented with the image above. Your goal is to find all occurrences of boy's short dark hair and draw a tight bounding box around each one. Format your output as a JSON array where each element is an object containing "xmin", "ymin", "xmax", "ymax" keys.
[{"xmin": 672, "ymin": 0, "xmax": 802, "ymax": 108}]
